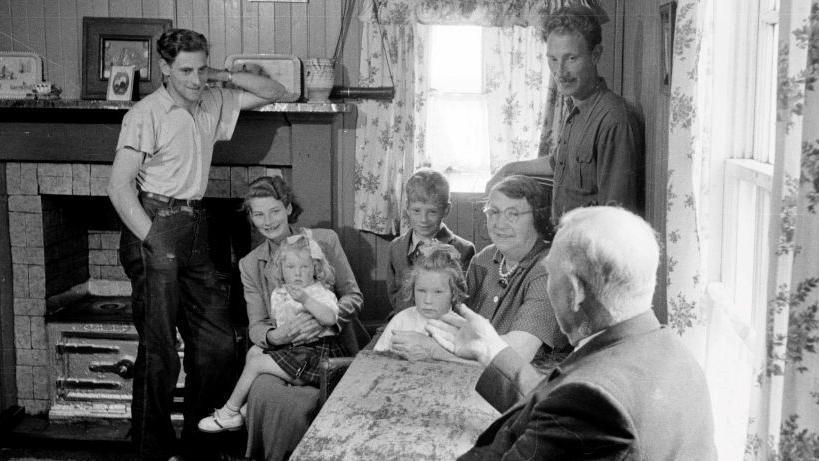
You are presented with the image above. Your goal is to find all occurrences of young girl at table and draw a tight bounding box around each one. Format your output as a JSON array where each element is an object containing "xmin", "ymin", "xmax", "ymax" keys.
[
  {"xmin": 374, "ymin": 244, "xmax": 469, "ymax": 362},
  {"xmin": 198, "ymin": 231, "xmax": 344, "ymax": 433}
]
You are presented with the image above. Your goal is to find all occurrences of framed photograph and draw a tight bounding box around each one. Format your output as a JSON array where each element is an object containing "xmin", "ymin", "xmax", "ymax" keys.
[
  {"xmin": 107, "ymin": 65, "xmax": 135, "ymax": 101},
  {"xmin": 82, "ymin": 17, "xmax": 172, "ymax": 100},
  {"xmin": 660, "ymin": 1, "xmax": 677, "ymax": 91},
  {"xmin": 0, "ymin": 52, "xmax": 44, "ymax": 99}
]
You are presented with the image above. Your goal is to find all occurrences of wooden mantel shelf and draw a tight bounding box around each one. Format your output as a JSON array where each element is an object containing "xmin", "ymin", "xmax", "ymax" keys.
[{"xmin": 0, "ymin": 98, "xmax": 354, "ymax": 113}]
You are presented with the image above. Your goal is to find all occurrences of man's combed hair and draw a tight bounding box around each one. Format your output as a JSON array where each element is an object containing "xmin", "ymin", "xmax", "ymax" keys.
[
  {"xmin": 542, "ymin": 6, "xmax": 603, "ymax": 50},
  {"xmin": 405, "ymin": 168, "xmax": 450, "ymax": 210},
  {"xmin": 157, "ymin": 28, "xmax": 209, "ymax": 64},
  {"xmin": 401, "ymin": 246, "xmax": 468, "ymax": 308}
]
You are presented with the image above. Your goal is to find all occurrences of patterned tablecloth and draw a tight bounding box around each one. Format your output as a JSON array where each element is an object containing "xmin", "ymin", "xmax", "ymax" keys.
[{"xmin": 290, "ymin": 350, "xmax": 501, "ymax": 461}]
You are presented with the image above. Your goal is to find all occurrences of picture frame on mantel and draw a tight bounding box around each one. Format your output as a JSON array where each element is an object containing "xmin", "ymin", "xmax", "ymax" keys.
[
  {"xmin": 82, "ymin": 17, "xmax": 172, "ymax": 100},
  {"xmin": 660, "ymin": 1, "xmax": 677, "ymax": 92}
]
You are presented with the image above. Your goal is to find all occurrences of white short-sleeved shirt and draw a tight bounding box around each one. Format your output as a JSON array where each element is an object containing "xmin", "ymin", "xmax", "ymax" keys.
[
  {"xmin": 116, "ymin": 85, "xmax": 242, "ymax": 200},
  {"xmin": 374, "ymin": 306, "xmax": 456, "ymax": 352},
  {"xmin": 270, "ymin": 282, "xmax": 339, "ymax": 338}
]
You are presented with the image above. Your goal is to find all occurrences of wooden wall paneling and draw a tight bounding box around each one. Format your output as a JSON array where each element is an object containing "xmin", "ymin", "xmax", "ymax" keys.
[
  {"xmin": 140, "ymin": 0, "xmax": 159, "ymax": 18},
  {"xmin": 621, "ymin": 0, "xmax": 668, "ymax": 322},
  {"xmin": 0, "ymin": 0, "xmax": 12, "ymax": 50},
  {"xmin": 290, "ymin": 1, "xmax": 307, "ymax": 58},
  {"xmin": 176, "ymin": 0, "xmax": 193, "ymax": 30},
  {"xmin": 143, "ymin": 0, "xmax": 175, "ymax": 21},
  {"xmin": 306, "ymin": 0, "xmax": 325, "ymax": 58},
  {"xmin": 190, "ymin": 0, "xmax": 209, "ymax": 38},
  {"xmin": 58, "ymin": 0, "xmax": 79, "ymax": 100},
  {"xmin": 457, "ymin": 193, "xmax": 479, "ymax": 246},
  {"xmin": 289, "ymin": 116, "xmax": 334, "ymax": 229},
  {"xmin": 10, "ymin": 0, "xmax": 29, "ymax": 52},
  {"xmin": 76, "ymin": 0, "xmax": 109, "ymax": 19},
  {"xmin": 443, "ymin": 193, "xmax": 458, "ymax": 236},
  {"xmin": 241, "ymin": 0, "xmax": 259, "ymax": 54},
  {"xmin": 223, "ymin": 0, "xmax": 242, "ymax": 60},
  {"xmin": 597, "ymin": 0, "xmax": 616, "ymax": 89},
  {"xmin": 156, "ymin": 0, "xmax": 174, "ymax": 21},
  {"xmin": 25, "ymin": 1, "xmax": 45, "ymax": 60},
  {"xmin": 335, "ymin": 2, "xmax": 364, "ymax": 325},
  {"xmin": 472, "ymin": 198, "xmax": 492, "ymax": 251},
  {"xmin": 44, "ymin": 2, "xmax": 63, "ymax": 94},
  {"xmin": 109, "ymin": 0, "xmax": 140, "ymax": 18},
  {"xmin": 324, "ymin": 0, "xmax": 340, "ymax": 61},
  {"xmin": 257, "ymin": 1, "xmax": 275, "ymax": 53},
  {"xmin": 207, "ymin": 0, "xmax": 225, "ymax": 68},
  {"xmin": 272, "ymin": 2, "xmax": 291, "ymax": 55},
  {"xmin": 367, "ymin": 233, "xmax": 392, "ymax": 327}
]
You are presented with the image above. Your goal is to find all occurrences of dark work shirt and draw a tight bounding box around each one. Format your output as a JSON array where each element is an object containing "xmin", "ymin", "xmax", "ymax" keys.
[{"xmin": 549, "ymin": 79, "xmax": 643, "ymax": 222}]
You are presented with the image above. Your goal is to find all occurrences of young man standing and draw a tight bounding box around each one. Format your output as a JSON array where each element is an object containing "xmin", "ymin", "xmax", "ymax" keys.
[
  {"xmin": 108, "ymin": 28, "xmax": 289, "ymax": 461},
  {"xmin": 487, "ymin": 7, "xmax": 643, "ymax": 223}
]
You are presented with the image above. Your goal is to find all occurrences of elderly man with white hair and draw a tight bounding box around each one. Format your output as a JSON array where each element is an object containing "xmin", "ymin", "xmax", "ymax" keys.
[{"xmin": 428, "ymin": 206, "xmax": 716, "ymax": 460}]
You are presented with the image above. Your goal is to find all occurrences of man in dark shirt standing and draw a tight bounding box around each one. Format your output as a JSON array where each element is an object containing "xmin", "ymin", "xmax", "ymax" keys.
[{"xmin": 487, "ymin": 7, "xmax": 643, "ymax": 223}]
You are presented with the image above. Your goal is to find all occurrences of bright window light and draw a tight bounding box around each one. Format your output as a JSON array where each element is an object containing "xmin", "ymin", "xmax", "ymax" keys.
[
  {"xmin": 425, "ymin": 25, "xmax": 488, "ymax": 192},
  {"xmin": 428, "ymin": 25, "xmax": 483, "ymax": 92}
]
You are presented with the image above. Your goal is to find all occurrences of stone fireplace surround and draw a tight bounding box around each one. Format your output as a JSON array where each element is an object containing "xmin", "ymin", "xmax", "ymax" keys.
[{"xmin": 7, "ymin": 161, "xmax": 282, "ymax": 415}]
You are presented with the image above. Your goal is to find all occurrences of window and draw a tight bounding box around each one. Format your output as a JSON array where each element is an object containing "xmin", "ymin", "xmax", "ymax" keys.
[
  {"xmin": 717, "ymin": 0, "xmax": 778, "ymax": 320},
  {"xmin": 423, "ymin": 25, "xmax": 490, "ymax": 193}
]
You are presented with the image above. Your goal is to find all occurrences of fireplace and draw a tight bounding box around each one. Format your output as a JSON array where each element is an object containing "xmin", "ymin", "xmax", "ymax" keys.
[
  {"xmin": 7, "ymin": 161, "xmax": 276, "ymax": 418},
  {"xmin": 1, "ymin": 99, "xmax": 351, "ymax": 418}
]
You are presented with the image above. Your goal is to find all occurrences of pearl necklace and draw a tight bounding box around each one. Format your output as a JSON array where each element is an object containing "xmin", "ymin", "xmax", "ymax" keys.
[{"xmin": 498, "ymin": 256, "xmax": 518, "ymax": 281}]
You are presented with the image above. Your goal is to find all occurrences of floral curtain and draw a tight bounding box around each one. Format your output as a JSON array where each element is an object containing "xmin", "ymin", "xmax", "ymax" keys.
[
  {"xmin": 352, "ymin": 6, "xmax": 419, "ymax": 235},
  {"xmin": 369, "ymin": 0, "xmax": 608, "ymax": 27},
  {"xmin": 747, "ymin": 1, "xmax": 819, "ymax": 459},
  {"xmin": 666, "ymin": 0, "xmax": 819, "ymax": 459},
  {"xmin": 665, "ymin": 0, "xmax": 713, "ymax": 356},
  {"xmin": 483, "ymin": 27, "xmax": 553, "ymax": 174}
]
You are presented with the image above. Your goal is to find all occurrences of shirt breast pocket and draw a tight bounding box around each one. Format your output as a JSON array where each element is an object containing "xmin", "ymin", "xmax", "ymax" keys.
[{"xmin": 574, "ymin": 148, "xmax": 597, "ymax": 194}]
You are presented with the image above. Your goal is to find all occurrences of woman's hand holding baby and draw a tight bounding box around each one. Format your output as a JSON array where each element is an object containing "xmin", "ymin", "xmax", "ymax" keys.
[{"xmin": 290, "ymin": 311, "xmax": 323, "ymax": 345}]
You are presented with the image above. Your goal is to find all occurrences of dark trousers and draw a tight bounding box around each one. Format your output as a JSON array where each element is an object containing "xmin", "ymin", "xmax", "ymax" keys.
[{"xmin": 119, "ymin": 196, "xmax": 237, "ymax": 461}]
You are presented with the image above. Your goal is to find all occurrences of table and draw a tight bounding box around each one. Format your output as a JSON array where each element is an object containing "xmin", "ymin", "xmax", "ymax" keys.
[{"xmin": 290, "ymin": 351, "xmax": 501, "ymax": 460}]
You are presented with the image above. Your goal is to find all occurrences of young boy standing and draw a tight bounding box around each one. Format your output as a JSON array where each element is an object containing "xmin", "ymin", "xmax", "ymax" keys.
[{"xmin": 387, "ymin": 169, "xmax": 475, "ymax": 313}]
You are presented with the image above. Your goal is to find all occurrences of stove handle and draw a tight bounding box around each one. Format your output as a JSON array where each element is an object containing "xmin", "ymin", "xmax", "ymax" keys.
[
  {"xmin": 89, "ymin": 357, "xmax": 135, "ymax": 379},
  {"xmin": 58, "ymin": 343, "xmax": 120, "ymax": 354}
]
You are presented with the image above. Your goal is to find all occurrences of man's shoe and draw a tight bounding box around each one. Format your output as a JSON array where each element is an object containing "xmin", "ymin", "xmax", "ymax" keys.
[{"xmin": 198, "ymin": 408, "xmax": 244, "ymax": 433}]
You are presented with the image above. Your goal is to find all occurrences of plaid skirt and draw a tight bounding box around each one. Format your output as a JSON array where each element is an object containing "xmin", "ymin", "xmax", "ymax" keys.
[{"xmin": 263, "ymin": 336, "xmax": 345, "ymax": 386}]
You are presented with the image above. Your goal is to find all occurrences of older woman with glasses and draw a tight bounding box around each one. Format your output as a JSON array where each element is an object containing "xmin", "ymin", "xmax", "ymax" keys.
[
  {"xmin": 464, "ymin": 175, "xmax": 569, "ymax": 361},
  {"xmin": 390, "ymin": 175, "xmax": 568, "ymax": 363}
]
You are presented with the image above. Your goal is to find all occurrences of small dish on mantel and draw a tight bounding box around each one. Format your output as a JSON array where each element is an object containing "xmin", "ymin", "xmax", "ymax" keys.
[
  {"xmin": 224, "ymin": 54, "xmax": 301, "ymax": 102},
  {"xmin": 0, "ymin": 52, "xmax": 45, "ymax": 99}
]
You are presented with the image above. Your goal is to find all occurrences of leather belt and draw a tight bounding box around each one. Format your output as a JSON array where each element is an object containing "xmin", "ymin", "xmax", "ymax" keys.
[{"xmin": 139, "ymin": 191, "xmax": 203, "ymax": 208}]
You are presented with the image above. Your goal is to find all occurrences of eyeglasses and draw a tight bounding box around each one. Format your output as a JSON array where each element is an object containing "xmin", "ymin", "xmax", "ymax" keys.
[{"xmin": 482, "ymin": 206, "xmax": 534, "ymax": 223}]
